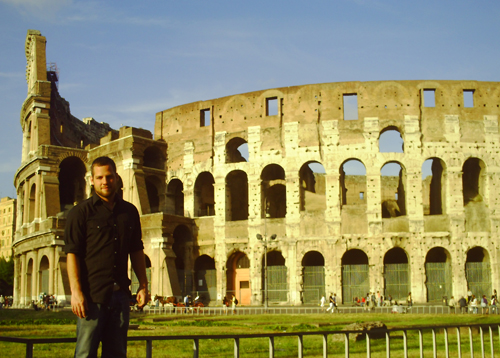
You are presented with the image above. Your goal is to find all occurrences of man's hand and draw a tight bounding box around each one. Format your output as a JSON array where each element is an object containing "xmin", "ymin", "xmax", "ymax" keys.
[
  {"xmin": 136, "ymin": 288, "xmax": 150, "ymax": 308},
  {"xmin": 71, "ymin": 289, "xmax": 87, "ymax": 318}
]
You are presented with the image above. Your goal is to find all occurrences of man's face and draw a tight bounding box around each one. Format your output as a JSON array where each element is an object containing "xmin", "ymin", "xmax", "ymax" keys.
[{"xmin": 91, "ymin": 164, "xmax": 117, "ymax": 201}]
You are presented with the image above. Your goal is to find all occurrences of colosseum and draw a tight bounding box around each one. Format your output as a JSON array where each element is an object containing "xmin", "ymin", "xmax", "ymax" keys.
[{"xmin": 12, "ymin": 30, "xmax": 500, "ymax": 307}]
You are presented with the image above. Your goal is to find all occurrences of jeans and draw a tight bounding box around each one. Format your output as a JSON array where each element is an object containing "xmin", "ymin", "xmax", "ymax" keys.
[{"xmin": 74, "ymin": 290, "xmax": 130, "ymax": 358}]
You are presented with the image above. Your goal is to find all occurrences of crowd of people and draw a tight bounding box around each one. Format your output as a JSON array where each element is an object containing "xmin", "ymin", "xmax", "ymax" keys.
[{"xmin": 447, "ymin": 289, "xmax": 498, "ymax": 314}]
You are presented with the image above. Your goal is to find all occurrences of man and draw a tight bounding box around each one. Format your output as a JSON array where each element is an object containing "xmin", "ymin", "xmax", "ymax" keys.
[
  {"xmin": 326, "ymin": 293, "xmax": 334, "ymax": 313},
  {"xmin": 458, "ymin": 296, "xmax": 467, "ymax": 313},
  {"xmin": 448, "ymin": 296, "xmax": 456, "ymax": 313},
  {"xmin": 65, "ymin": 156, "xmax": 149, "ymax": 358}
]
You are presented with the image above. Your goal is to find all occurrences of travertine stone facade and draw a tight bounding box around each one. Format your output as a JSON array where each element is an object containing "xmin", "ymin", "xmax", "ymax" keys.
[
  {"xmin": 0, "ymin": 197, "xmax": 16, "ymax": 259},
  {"xmin": 12, "ymin": 30, "xmax": 500, "ymax": 307}
]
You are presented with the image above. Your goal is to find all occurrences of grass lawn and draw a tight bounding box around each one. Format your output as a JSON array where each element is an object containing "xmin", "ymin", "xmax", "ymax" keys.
[{"xmin": 1, "ymin": 309, "xmax": 499, "ymax": 357}]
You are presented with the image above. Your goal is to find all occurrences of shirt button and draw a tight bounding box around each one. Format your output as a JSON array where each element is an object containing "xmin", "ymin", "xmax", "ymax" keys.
[{"xmin": 115, "ymin": 238, "xmax": 117, "ymax": 240}]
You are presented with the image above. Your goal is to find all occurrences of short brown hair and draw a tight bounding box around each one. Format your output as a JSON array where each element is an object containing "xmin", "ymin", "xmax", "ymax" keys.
[{"xmin": 91, "ymin": 156, "xmax": 117, "ymax": 176}]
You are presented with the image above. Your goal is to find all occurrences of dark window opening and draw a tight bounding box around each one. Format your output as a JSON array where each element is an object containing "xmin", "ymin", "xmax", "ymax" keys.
[
  {"xmin": 194, "ymin": 172, "xmax": 215, "ymax": 217},
  {"xmin": 200, "ymin": 108, "xmax": 211, "ymax": 127},
  {"xmin": 343, "ymin": 94, "xmax": 358, "ymax": 120},
  {"xmin": 266, "ymin": 97, "xmax": 278, "ymax": 116}
]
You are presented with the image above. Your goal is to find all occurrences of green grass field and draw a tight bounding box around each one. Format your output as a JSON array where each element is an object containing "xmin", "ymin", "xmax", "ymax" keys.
[{"xmin": 1, "ymin": 309, "xmax": 499, "ymax": 357}]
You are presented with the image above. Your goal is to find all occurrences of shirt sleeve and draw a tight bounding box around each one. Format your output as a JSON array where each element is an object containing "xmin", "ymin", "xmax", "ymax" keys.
[
  {"xmin": 64, "ymin": 205, "xmax": 86, "ymax": 255},
  {"xmin": 129, "ymin": 204, "xmax": 144, "ymax": 253}
]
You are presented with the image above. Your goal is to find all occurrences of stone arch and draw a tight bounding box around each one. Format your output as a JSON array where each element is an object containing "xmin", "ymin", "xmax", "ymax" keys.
[
  {"xmin": 462, "ymin": 157, "xmax": 489, "ymax": 232},
  {"xmin": 145, "ymin": 175, "xmax": 164, "ymax": 213},
  {"xmin": 425, "ymin": 247, "xmax": 452, "ymax": 302},
  {"xmin": 422, "ymin": 157, "xmax": 447, "ymax": 216},
  {"xmin": 39, "ymin": 255, "xmax": 49, "ymax": 295},
  {"xmin": 194, "ymin": 172, "xmax": 215, "ymax": 217},
  {"xmin": 383, "ymin": 247, "xmax": 410, "ymax": 302},
  {"xmin": 194, "ymin": 255, "xmax": 216, "ymax": 304},
  {"xmin": 26, "ymin": 258, "xmax": 33, "ymax": 300},
  {"xmin": 225, "ymin": 170, "xmax": 248, "ymax": 221},
  {"xmin": 261, "ymin": 164, "xmax": 286, "ymax": 219},
  {"xmin": 340, "ymin": 158, "xmax": 367, "ymax": 206},
  {"xmin": 166, "ymin": 178, "xmax": 184, "ymax": 216},
  {"xmin": 28, "ymin": 183, "xmax": 36, "ymax": 222},
  {"xmin": 379, "ymin": 126, "xmax": 404, "ymax": 153},
  {"xmin": 131, "ymin": 254, "xmax": 152, "ymax": 294},
  {"xmin": 465, "ymin": 246, "xmax": 491, "ymax": 298},
  {"xmin": 143, "ymin": 146, "xmax": 165, "ymax": 170},
  {"xmin": 226, "ymin": 137, "xmax": 248, "ymax": 163},
  {"xmin": 262, "ymin": 250, "xmax": 287, "ymax": 303},
  {"xmin": 299, "ymin": 161, "xmax": 326, "ymax": 212},
  {"xmin": 226, "ymin": 251, "xmax": 251, "ymax": 305},
  {"xmin": 341, "ymin": 249, "xmax": 369, "ymax": 303},
  {"xmin": 381, "ymin": 161, "xmax": 406, "ymax": 218},
  {"xmin": 301, "ymin": 251, "xmax": 325, "ymax": 304},
  {"xmin": 172, "ymin": 225, "xmax": 193, "ymax": 296},
  {"xmin": 59, "ymin": 156, "xmax": 87, "ymax": 212}
]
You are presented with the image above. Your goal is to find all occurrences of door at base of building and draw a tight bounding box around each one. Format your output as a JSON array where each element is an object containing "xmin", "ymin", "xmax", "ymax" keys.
[{"xmin": 235, "ymin": 268, "xmax": 251, "ymax": 305}]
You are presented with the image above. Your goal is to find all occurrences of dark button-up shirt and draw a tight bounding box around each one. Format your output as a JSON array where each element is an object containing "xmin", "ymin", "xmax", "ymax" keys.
[{"xmin": 64, "ymin": 193, "xmax": 143, "ymax": 304}]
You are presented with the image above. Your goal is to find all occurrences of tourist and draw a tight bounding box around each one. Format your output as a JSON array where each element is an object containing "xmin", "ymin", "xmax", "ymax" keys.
[
  {"xmin": 407, "ymin": 292, "xmax": 413, "ymax": 308},
  {"xmin": 448, "ymin": 296, "xmax": 456, "ymax": 313},
  {"xmin": 326, "ymin": 293, "xmax": 334, "ymax": 313},
  {"xmin": 458, "ymin": 296, "xmax": 467, "ymax": 313},
  {"xmin": 490, "ymin": 295, "xmax": 497, "ymax": 314},
  {"xmin": 470, "ymin": 295, "xmax": 478, "ymax": 314},
  {"xmin": 480, "ymin": 295, "xmax": 489, "ymax": 314},
  {"xmin": 320, "ymin": 295, "xmax": 326, "ymax": 311},
  {"xmin": 65, "ymin": 156, "xmax": 149, "ymax": 358},
  {"xmin": 467, "ymin": 289, "xmax": 473, "ymax": 304}
]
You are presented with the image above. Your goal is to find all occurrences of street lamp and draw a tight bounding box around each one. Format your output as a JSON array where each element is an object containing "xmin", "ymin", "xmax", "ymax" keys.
[{"xmin": 257, "ymin": 232, "xmax": 277, "ymax": 310}]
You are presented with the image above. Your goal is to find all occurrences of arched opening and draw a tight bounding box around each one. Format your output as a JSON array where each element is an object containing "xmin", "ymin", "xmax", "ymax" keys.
[
  {"xmin": 465, "ymin": 247, "xmax": 491, "ymax": 298},
  {"xmin": 143, "ymin": 146, "xmax": 165, "ymax": 170},
  {"xmin": 27, "ymin": 258, "xmax": 33, "ymax": 300},
  {"xmin": 383, "ymin": 248, "xmax": 409, "ymax": 302},
  {"xmin": 422, "ymin": 158, "xmax": 446, "ymax": 215},
  {"xmin": 299, "ymin": 161, "xmax": 326, "ymax": 212},
  {"xmin": 145, "ymin": 176, "xmax": 162, "ymax": 213},
  {"xmin": 261, "ymin": 164, "xmax": 286, "ymax": 219},
  {"xmin": 193, "ymin": 255, "xmax": 216, "ymax": 305},
  {"xmin": 194, "ymin": 172, "xmax": 215, "ymax": 217},
  {"xmin": 29, "ymin": 184, "xmax": 36, "ymax": 222},
  {"xmin": 263, "ymin": 251, "xmax": 287, "ymax": 303},
  {"xmin": 340, "ymin": 159, "xmax": 367, "ymax": 234},
  {"xmin": 226, "ymin": 252, "xmax": 251, "ymax": 305},
  {"xmin": 425, "ymin": 247, "xmax": 452, "ymax": 302},
  {"xmin": 39, "ymin": 256, "xmax": 49, "ymax": 295},
  {"xmin": 131, "ymin": 255, "xmax": 152, "ymax": 295},
  {"xmin": 381, "ymin": 162, "xmax": 406, "ymax": 218},
  {"xmin": 341, "ymin": 249, "xmax": 369, "ymax": 303},
  {"xmin": 226, "ymin": 170, "xmax": 248, "ymax": 221},
  {"xmin": 166, "ymin": 179, "xmax": 184, "ymax": 216},
  {"xmin": 301, "ymin": 251, "xmax": 325, "ymax": 304},
  {"xmin": 172, "ymin": 225, "xmax": 193, "ymax": 297},
  {"xmin": 59, "ymin": 156, "xmax": 87, "ymax": 212},
  {"xmin": 226, "ymin": 137, "xmax": 248, "ymax": 163},
  {"xmin": 462, "ymin": 158, "xmax": 489, "ymax": 232},
  {"xmin": 379, "ymin": 127, "xmax": 404, "ymax": 153}
]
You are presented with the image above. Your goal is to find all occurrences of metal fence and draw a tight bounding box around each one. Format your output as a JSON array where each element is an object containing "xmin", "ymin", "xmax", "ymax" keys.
[{"xmin": 2, "ymin": 323, "xmax": 498, "ymax": 358}]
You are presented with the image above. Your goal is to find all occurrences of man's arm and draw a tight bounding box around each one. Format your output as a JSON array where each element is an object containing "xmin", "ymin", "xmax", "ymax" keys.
[
  {"xmin": 130, "ymin": 250, "xmax": 150, "ymax": 308},
  {"xmin": 67, "ymin": 253, "xmax": 87, "ymax": 318}
]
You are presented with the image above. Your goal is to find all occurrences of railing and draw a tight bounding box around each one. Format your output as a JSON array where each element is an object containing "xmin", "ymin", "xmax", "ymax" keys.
[
  {"xmin": 1, "ymin": 323, "xmax": 498, "ymax": 358},
  {"xmin": 141, "ymin": 304, "xmax": 499, "ymax": 315}
]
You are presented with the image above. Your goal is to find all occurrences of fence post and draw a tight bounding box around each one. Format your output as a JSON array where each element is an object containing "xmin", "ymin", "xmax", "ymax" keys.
[
  {"xmin": 444, "ymin": 328, "xmax": 449, "ymax": 358},
  {"xmin": 469, "ymin": 327, "xmax": 474, "ymax": 358},
  {"xmin": 298, "ymin": 335, "xmax": 303, "ymax": 358},
  {"xmin": 432, "ymin": 328, "xmax": 437, "ymax": 358},
  {"xmin": 366, "ymin": 332, "xmax": 371, "ymax": 358},
  {"xmin": 480, "ymin": 326, "xmax": 485, "ymax": 358},
  {"xmin": 403, "ymin": 330, "xmax": 408, "ymax": 358},
  {"xmin": 322, "ymin": 333, "xmax": 328, "ymax": 358},
  {"xmin": 26, "ymin": 342, "xmax": 33, "ymax": 358},
  {"xmin": 385, "ymin": 331, "xmax": 390, "ymax": 358},
  {"xmin": 146, "ymin": 339, "xmax": 153, "ymax": 358},
  {"xmin": 419, "ymin": 329, "xmax": 424, "ymax": 358},
  {"xmin": 456, "ymin": 327, "xmax": 462, "ymax": 358},
  {"xmin": 269, "ymin": 336, "xmax": 274, "ymax": 358},
  {"xmin": 489, "ymin": 326, "xmax": 494, "ymax": 358},
  {"xmin": 344, "ymin": 332, "xmax": 349, "ymax": 358},
  {"xmin": 193, "ymin": 338, "xmax": 199, "ymax": 358},
  {"xmin": 234, "ymin": 337, "xmax": 239, "ymax": 358}
]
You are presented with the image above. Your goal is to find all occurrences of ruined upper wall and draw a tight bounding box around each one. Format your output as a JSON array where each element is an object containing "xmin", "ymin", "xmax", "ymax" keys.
[{"xmin": 156, "ymin": 80, "xmax": 500, "ymax": 166}]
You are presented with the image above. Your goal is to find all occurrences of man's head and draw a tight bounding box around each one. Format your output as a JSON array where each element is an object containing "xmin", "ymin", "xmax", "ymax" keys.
[{"xmin": 90, "ymin": 156, "xmax": 118, "ymax": 202}]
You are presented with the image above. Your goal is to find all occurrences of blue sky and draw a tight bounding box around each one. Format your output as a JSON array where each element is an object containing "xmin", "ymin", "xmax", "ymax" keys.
[{"xmin": 0, "ymin": 0, "xmax": 499, "ymax": 197}]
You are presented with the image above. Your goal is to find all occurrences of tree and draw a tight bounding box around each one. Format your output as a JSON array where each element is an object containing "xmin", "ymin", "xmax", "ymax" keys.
[{"xmin": 0, "ymin": 256, "xmax": 14, "ymax": 295}]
